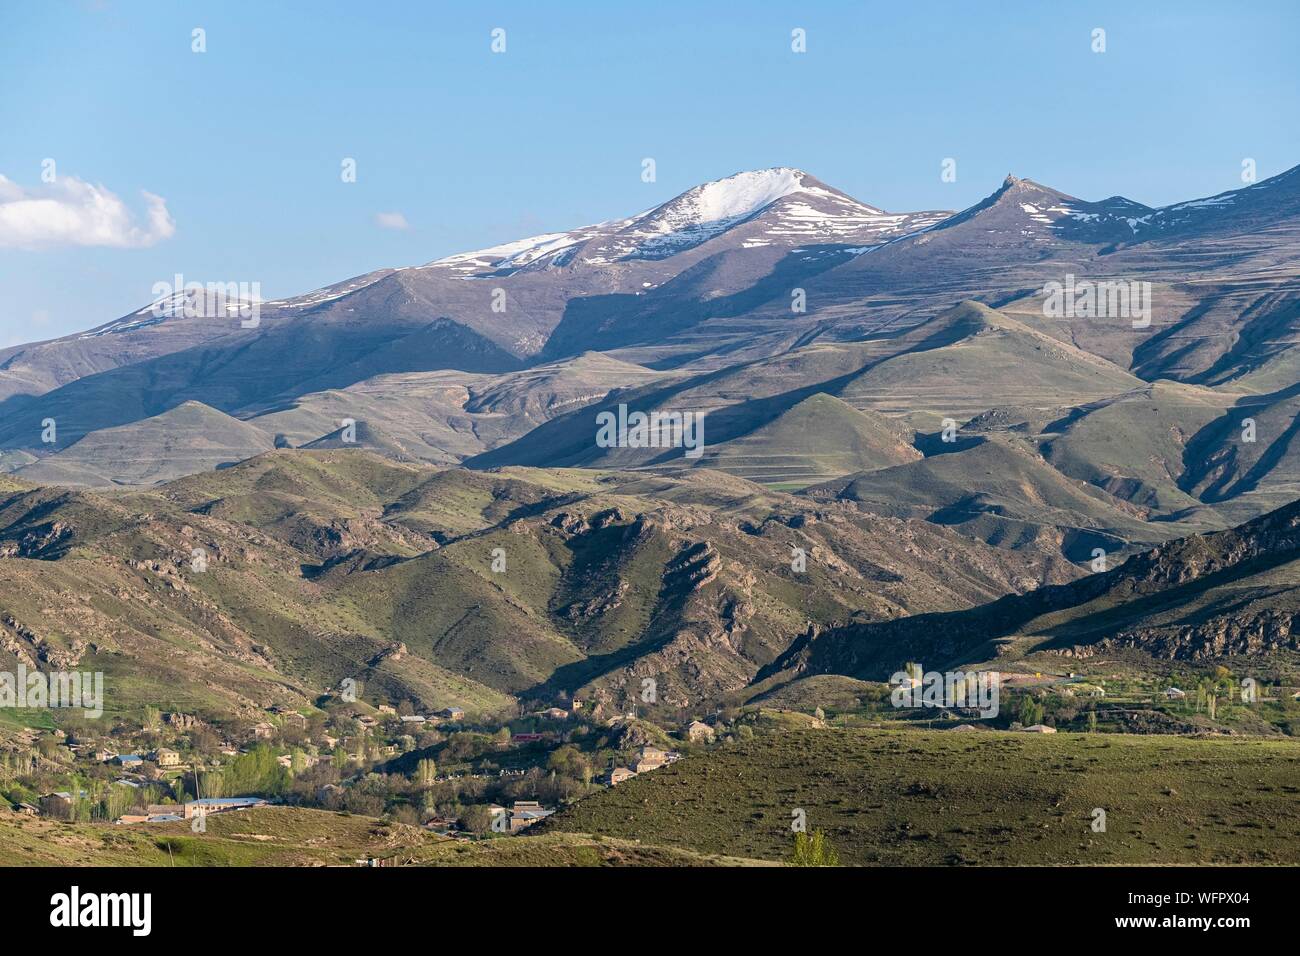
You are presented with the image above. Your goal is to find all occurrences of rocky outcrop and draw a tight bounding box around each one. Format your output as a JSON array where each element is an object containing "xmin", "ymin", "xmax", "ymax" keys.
[
  {"xmin": 1087, "ymin": 609, "xmax": 1299, "ymax": 660},
  {"xmin": 664, "ymin": 542, "xmax": 721, "ymax": 593},
  {"xmin": 0, "ymin": 520, "xmax": 73, "ymax": 559}
]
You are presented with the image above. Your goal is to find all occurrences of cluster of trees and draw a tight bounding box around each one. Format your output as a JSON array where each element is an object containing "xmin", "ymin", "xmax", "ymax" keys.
[
  {"xmin": 1017, "ymin": 695, "xmax": 1044, "ymax": 727},
  {"xmin": 29, "ymin": 776, "xmax": 174, "ymax": 823},
  {"xmin": 1005, "ymin": 664, "xmax": 1283, "ymax": 733},
  {"xmin": 6, "ymin": 696, "xmax": 690, "ymax": 832},
  {"xmin": 280, "ymin": 728, "xmax": 607, "ymax": 827},
  {"xmin": 197, "ymin": 745, "xmax": 291, "ymax": 798},
  {"xmin": 0, "ymin": 737, "xmax": 179, "ymax": 822}
]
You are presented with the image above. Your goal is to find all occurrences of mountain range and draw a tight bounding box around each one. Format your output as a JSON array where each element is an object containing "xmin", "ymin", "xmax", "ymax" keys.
[
  {"xmin": 2, "ymin": 163, "xmax": 1297, "ymax": 564},
  {"xmin": 2, "ymin": 160, "xmax": 1300, "ymax": 716}
]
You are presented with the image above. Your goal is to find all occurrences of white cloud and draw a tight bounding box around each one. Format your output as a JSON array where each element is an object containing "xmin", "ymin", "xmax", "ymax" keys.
[
  {"xmin": 373, "ymin": 211, "xmax": 412, "ymax": 231},
  {"xmin": 0, "ymin": 173, "xmax": 175, "ymax": 249}
]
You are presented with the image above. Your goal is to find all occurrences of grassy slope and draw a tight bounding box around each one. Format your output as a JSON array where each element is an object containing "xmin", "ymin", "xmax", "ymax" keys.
[
  {"xmin": 995, "ymin": 550, "xmax": 1300, "ymax": 663},
  {"xmin": 1039, "ymin": 381, "xmax": 1235, "ymax": 514},
  {"xmin": 0, "ymin": 805, "xmax": 767, "ymax": 867},
  {"xmin": 684, "ymin": 392, "xmax": 921, "ymax": 488},
  {"xmin": 810, "ymin": 434, "xmax": 1160, "ymax": 560},
  {"xmin": 836, "ymin": 301, "xmax": 1143, "ymax": 431},
  {"xmin": 545, "ymin": 728, "xmax": 1300, "ymax": 865},
  {"xmin": 17, "ymin": 402, "xmax": 275, "ymax": 488},
  {"xmin": 7, "ymin": 729, "xmax": 1300, "ymax": 867},
  {"xmin": 0, "ymin": 806, "xmax": 442, "ymax": 867}
]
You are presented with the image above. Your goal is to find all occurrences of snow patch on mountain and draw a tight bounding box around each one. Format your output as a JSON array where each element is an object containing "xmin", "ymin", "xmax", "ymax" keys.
[
  {"xmin": 423, "ymin": 167, "xmax": 947, "ymax": 276},
  {"xmin": 633, "ymin": 167, "xmax": 817, "ymax": 233}
]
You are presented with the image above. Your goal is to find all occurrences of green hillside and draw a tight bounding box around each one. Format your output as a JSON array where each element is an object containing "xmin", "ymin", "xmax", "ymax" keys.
[
  {"xmin": 685, "ymin": 392, "xmax": 920, "ymax": 489},
  {"xmin": 0, "ymin": 449, "xmax": 1068, "ymax": 727},
  {"xmin": 17, "ymin": 401, "xmax": 275, "ymax": 487},
  {"xmin": 545, "ymin": 727, "xmax": 1300, "ymax": 865},
  {"xmin": 836, "ymin": 301, "xmax": 1144, "ymax": 431},
  {"xmin": 809, "ymin": 434, "xmax": 1159, "ymax": 561}
]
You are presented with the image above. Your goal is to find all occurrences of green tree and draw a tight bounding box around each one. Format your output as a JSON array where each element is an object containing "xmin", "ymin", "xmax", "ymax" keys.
[
  {"xmin": 220, "ymin": 745, "xmax": 290, "ymax": 796},
  {"xmin": 1018, "ymin": 694, "xmax": 1043, "ymax": 726},
  {"xmin": 67, "ymin": 773, "xmax": 90, "ymax": 823},
  {"xmin": 414, "ymin": 758, "xmax": 438, "ymax": 788},
  {"xmin": 460, "ymin": 804, "xmax": 495, "ymax": 834},
  {"xmin": 103, "ymin": 783, "xmax": 137, "ymax": 822},
  {"xmin": 789, "ymin": 829, "xmax": 840, "ymax": 867},
  {"xmin": 547, "ymin": 746, "xmax": 591, "ymax": 784}
]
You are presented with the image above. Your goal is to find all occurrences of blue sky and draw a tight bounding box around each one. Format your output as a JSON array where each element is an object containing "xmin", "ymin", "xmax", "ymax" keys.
[{"xmin": 1, "ymin": 0, "xmax": 1297, "ymax": 344}]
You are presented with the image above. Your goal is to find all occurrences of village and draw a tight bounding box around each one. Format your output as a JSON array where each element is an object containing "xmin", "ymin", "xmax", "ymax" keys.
[
  {"xmin": 5, "ymin": 665, "xmax": 1283, "ymax": 842},
  {"xmin": 1, "ymin": 692, "xmax": 713, "ymax": 840}
]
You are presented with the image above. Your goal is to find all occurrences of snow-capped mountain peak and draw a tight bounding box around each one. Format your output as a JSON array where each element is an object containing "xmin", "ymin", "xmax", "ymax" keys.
[
  {"xmin": 426, "ymin": 167, "xmax": 947, "ymax": 276},
  {"xmin": 636, "ymin": 167, "xmax": 846, "ymax": 232}
]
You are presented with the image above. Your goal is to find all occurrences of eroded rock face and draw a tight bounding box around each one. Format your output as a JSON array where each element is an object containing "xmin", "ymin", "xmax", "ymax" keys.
[
  {"xmin": 0, "ymin": 521, "xmax": 74, "ymax": 559},
  {"xmin": 664, "ymin": 542, "xmax": 721, "ymax": 593},
  {"xmin": 369, "ymin": 642, "xmax": 408, "ymax": 667},
  {"xmin": 0, "ymin": 613, "xmax": 88, "ymax": 669},
  {"xmin": 765, "ymin": 499, "xmax": 1300, "ymax": 682},
  {"xmin": 561, "ymin": 582, "xmax": 629, "ymax": 621},
  {"xmin": 1088, "ymin": 609, "xmax": 1299, "ymax": 661},
  {"xmin": 0, "ymin": 614, "xmax": 39, "ymax": 668},
  {"xmin": 164, "ymin": 712, "xmax": 205, "ymax": 730},
  {"xmin": 550, "ymin": 512, "xmax": 587, "ymax": 535},
  {"xmin": 527, "ymin": 487, "xmax": 1075, "ymax": 706}
]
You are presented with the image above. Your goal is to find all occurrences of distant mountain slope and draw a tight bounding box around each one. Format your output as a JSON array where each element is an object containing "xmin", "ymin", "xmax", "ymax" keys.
[
  {"xmin": 1131, "ymin": 163, "xmax": 1300, "ymax": 240},
  {"xmin": 761, "ymin": 495, "xmax": 1300, "ymax": 683},
  {"xmin": 15, "ymin": 401, "xmax": 274, "ymax": 487},
  {"xmin": 466, "ymin": 338, "xmax": 900, "ymax": 470},
  {"xmin": 834, "ymin": 301, "xmax": 1144, "ymax": 429},
  {"xmin": 1177, "ymin": 384, "xmax": 1300, "ymax": 507},
  {"xmin": 301, "ymin": 420, "xmax": 415, "ymax": 458},
  {"xmin": 462, "ymin": 351, "xmax": 668, "ymax": 423},
  {"xmin": 473, "ymin": 300, "xmax": 1129, "ymax": 470},
  {"xmin": 805, "ymin": 433, "xmax": 1159, "ymax": 561},
  {"xmin": 1037, "ymin": 380, "xmax": 1236, "ymax": 512},
  {"xmin": 471, "ymin": 301, "xmax": 1202, "ymax": 560},
  {"xmin": 681, "ymin": 392, "xmax": 921, "ymax": 488}
]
